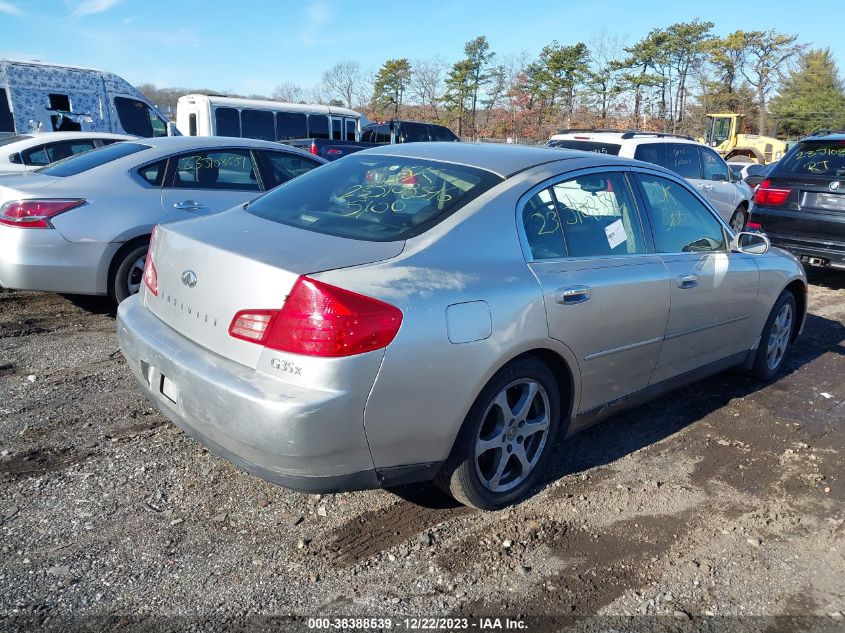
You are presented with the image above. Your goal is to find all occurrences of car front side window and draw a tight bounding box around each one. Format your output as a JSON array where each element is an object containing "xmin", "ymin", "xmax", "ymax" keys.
[
  {"xmin": 701, "ymin": 148, "xmax": 730, "ymax": 181},
  {"xmin": 637, "ymin": 174, "xmax": 727, "ymax": 253}
]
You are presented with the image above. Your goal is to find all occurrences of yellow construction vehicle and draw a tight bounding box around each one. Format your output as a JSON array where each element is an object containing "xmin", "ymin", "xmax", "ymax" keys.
[{"xmin": 701, "ymin": 113, "xmax": 787, "ymax": 164}]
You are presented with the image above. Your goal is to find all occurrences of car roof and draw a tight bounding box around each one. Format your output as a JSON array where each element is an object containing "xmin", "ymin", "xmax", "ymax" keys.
[
  {"xmin": 4, "ymin": 131, "xmax": 135, "ymax": 146},
  {"xmin": 549, "ymin": 130, "xmax": 699, "ymax": 144},
  {"xmin": 801, "ymin": 132, "xmax": 845, "ymax": 141},
  {"xmin": 130, "ymin": 135, "xmax": 300, "ymax": 152},
  {"xmin": 353, "ymin": 142, "xmax": 615, "ymax": 178}
]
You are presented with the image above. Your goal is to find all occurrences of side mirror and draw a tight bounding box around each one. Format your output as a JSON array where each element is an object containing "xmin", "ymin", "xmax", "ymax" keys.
[
  {"xmin": 712, "ymin": 172, "xmax": 729, "ymax": 182},
  {"xmin": 733, "ymin": 231, "xmax": 770, "ymax": 255}
]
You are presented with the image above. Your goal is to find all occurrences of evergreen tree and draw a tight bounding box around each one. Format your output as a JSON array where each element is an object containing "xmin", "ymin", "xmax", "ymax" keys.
[
  {"xmin": 372, "ymin": 59, "xmax": 412, "ymax": 118},
  {"xmin": 770, "ymin": 49, "xmax": 845, "ymax": 136}
]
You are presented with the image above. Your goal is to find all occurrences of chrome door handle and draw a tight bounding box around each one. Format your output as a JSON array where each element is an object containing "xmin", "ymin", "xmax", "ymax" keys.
[
  {"xmin": 677, "ymin": 274, "xmax": 699, "ymax": 289},
  {"xmin": 555, "ymin": 285, "xmax": 591, "ymax": 304},
  {"xmin": 173, "ymin": 200, "xmax": 206, "ymax": 210}
]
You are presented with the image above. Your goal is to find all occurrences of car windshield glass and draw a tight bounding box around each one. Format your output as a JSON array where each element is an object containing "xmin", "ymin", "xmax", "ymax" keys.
[
  {"xmin": 546, "ymin": 140, "xmax": 621, "ymax": 155},
  {"xmin": 246, "ymin": 155, "xmax": 503, "ymax": 242},
  {"xmin": 778, "ymin": 140, "xmax": 845, "ymax": 176},
  {"xmin": 38, "ymin": 142, "xmax": 149, "ymax": 177}
]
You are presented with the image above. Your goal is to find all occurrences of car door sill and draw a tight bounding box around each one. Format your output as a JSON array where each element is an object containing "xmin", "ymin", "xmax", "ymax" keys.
[{"xmin": 566, "ymin": 350, "xmax": 750, "ymax": 437}]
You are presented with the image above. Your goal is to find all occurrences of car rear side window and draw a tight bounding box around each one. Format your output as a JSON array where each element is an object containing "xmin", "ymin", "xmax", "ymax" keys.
[
  {"xmin": 551, "ymin": 172, "xmax": 646, "ymax": 257},
  {"xmin": 637, "ymin": 174, "xmax": 726, "ymax": 253},
  {"xmin": 22, "ymin": 140, "xmax": 97, "ymax": 166},
  {"xmin": 246, "ymin": 155, "xmax": 503, "ymax": 241},
  {"xmin": 138, "ymin": 159, "xmax": 167, "ymax": 186},
  {"xmin": 778, "ymin": 140, "xmax": 845, "ymax": 176},
  {"xmin": 215, "ymin": 107, "xmax": 241, "ymax": 137},
  {"xmin": 633, "ymin": 143, "xmax": 666, "ymax": 167},
  {"xmin": 666, "ymin": 144, "xmax": 702, "ymax": 179},
  {"xmin": 39, "ymin": 142, "xmax": 148, "ymax": 177},
  {"xmin": 429, "ymin": 125, "xmax": 459, "ymax": 142},
  {"xmin": 168, "ymin": 150, "xmax": 260, "ymax": 191},
  {"xmin": 546, "ymin": 140, "xmax": 621, "ymax": 155}
]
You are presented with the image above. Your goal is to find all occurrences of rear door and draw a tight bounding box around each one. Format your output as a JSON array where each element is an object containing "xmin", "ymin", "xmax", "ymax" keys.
[
  {"xmin": 757, "ymin": 139, "xmax": 845, "ymax": 243},
  {"xmin": 633, "ymin": 171, "xmax": 759, "ymax": 383},
  {"xmin": 521, "ymin": 168, "xmax": 670, "ymax": 413},
  {"xmin": 160, "ymin": 148, "xmax": 264, "ymax": 221}
]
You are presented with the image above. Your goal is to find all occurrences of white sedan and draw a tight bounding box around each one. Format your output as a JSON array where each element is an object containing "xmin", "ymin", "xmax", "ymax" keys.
[
  {"xmin": 0, "ymin": 131, "xmax": 135, "ymax": 173},
  {"xmin": 0, "ymin": 136, "xmax": 326, "ymax": 303}
]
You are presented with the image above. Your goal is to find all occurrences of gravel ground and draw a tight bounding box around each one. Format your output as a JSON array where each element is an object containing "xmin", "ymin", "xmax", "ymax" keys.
[{"xmin": 0, "ymin": 271, "xmax": 843, "ymax": 632}]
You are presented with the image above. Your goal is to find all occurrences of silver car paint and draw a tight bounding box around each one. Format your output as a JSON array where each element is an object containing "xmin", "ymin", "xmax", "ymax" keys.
[
  {"xmin": 0, "ymin": 136, "xmax": 325, "ymax": 295},
  {"xmin": 117, "ymin": 143, "xmax": 807, "ymax": 488}
]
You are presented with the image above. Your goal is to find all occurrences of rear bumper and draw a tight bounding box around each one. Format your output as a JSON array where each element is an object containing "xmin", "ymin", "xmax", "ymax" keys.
[
  {"xmin": 764, "ymin": 232, "xmax": 845, "ymax": 269},
  {"xmin": 0, "ymin": 226, "xmax": 116, "ymax": 294},
  {"xmin": 117, "ymin": 296, "xmax": 439, "ymax": 493}
]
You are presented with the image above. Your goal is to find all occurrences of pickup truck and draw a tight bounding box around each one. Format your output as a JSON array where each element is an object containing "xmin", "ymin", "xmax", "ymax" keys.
[{"xmin": 285, "ymin": 119, "xmax": 459, "ymax": 161}]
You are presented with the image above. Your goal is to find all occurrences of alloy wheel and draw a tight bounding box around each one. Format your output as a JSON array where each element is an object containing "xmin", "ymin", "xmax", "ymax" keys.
[
  {"xmin": 474, "ymin": 379, "xmax": 551, "ymax": 493},
  {"xmin": 766, "ymin": 302, "xmax": 793, "ymax": 371},
  {"xmin": 126, "ymin": 255, "xmax": 146, "ymax": 295}
]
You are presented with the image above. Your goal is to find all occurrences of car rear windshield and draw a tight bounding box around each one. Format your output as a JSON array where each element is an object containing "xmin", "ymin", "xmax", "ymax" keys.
[
  {"xmin": 777, "ymin": 140, "xmax": 845, "ymax": 177},
  {"xmin": 38, "ymin": 142, "xmax": 149, "ymax": 177},
  {"xmin": 246, "ymin": 155, "xmax": 503, "ymax": 242},
  {"xmin": 546, "ymin": 140, "xmax": 621, "ymax": 155}
]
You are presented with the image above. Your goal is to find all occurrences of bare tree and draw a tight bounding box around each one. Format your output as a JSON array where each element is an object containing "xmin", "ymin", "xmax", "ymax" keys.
[
  {"xmin": 741, "ymin": 30, "xmax": 804, "ymax": 133},
  {"xmin": 272, "ymin": 82, "xmax": 307, "ymax": 103},
  {"xmin": 408, "ymin": 57, "xmax": 448, "ymax": 116},
  {"xmin": 320, "ymin": 61, "xmax": 364, "ymax": 109}
]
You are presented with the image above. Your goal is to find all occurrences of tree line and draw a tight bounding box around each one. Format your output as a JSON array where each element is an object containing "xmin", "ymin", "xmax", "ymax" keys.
[{"xmin": 140, "ymin": 22, "xmax": 845, "ymax": 140}]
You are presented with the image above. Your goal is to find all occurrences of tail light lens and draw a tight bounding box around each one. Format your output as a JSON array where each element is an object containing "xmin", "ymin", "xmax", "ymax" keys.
[
  {"xmin": 309, "ymin": 142, "xmax": 318, "ymax": 156},
  {"xmin": 746, "ymin": 221, "xmax": 762, "ymax": 231},
  {"xmin": 0, "ymin": 199, "xmax": 84, "ymax": 228},
  {"xmin": 754, "ymin": 180, "xmax": 791, "ymax": 206},
  {"xmin": 229, "ymin": 277, "xmax": 403, "ymax": 357},
  {"xmin": 143, "ymin": 226, "xmax": 158, "ymax": 296}
]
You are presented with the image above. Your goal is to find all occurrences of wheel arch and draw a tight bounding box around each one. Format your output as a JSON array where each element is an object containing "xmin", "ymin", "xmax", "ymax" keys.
[{"xmin": 784, "ymin": 279, "xmax": 807, "ymax": 342}]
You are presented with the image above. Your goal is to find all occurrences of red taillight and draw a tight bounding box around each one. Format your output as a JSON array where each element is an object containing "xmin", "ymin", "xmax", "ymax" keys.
[
  {"xmin": 754, "ymin": 180, "xmax": 791, "ymax": 206},
  {"xmin": 309, "ymin": 142, "xmax": 318, "ymax": 155},
  {"xmin": 230, "ymin": 277, "xmax": 403, "ymax": 357},
  {"xmin": 746, "ymin": 221, "xmax": 762, "ymax": 231},
  {"xmin": 0, "ymin": 199, "xmax": 84, "ymax": 228},
  {"xmin": 143, "ymin": 226, "xmax": 158, "ymax": 296}
]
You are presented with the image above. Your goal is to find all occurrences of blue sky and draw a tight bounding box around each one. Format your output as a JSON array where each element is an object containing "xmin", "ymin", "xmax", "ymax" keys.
[{"xmin": 0, "ymin": 0, "xmax": 842, "ymax": 95}]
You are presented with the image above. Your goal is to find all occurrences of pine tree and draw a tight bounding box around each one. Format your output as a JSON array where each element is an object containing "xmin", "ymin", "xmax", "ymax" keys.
[
  {"xmin": 770, "ymin": 49, "xmax": 845, "ymax": 136},
  {"xmin": 372, "ymin": 59, "xmax": 412, "ymax": 118}
]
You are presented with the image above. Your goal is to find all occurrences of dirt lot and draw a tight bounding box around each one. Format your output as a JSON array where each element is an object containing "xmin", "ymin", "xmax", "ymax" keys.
[{"xmin": 1, "ymin": 271, "xmax": 843, "ymax": 632}]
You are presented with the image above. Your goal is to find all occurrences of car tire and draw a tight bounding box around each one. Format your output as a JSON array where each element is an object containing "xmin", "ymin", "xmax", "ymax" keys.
[
  {"xmin": 729, "ymin": 206, "xmax": 748, "ymax": 233},
  {"xmin": 108, "ymin": 241, "xmax": 150, "ymax": 305},
  {"xmin": 751, "ymin": 290, "xmax": 796, "ymax": 381},
  {"xmin": 436, "ymin": 357, "xmax": 561, "ymax": 510}
]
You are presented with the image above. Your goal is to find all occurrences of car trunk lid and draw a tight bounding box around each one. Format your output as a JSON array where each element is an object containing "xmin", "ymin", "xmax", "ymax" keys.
[
  {"xmin": 144, "ymin": 209, "xmax": 404, "ymax": 368},
  {"xmin": 759, "ymin": 174, "xmax": 845, "ymax": 242}
]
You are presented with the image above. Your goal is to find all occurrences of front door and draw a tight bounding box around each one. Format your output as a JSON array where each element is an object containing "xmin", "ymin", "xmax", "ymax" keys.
[
  {"xmin": 633, "ymin": 172, "xmax": 760, "ymax": 384},
  {"xmin": 521, "ymin": 169, "xmax": 670, "ymax": 413},
  {"xmin": 160, "ymin": 148, "xmax": 263, "ymax": 222}
]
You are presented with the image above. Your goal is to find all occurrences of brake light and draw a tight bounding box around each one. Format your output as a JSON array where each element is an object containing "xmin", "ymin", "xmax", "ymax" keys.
[
  {"xmin": 0, "ymin": 199, "xmax": 84, "ymax": 228},
  {"xmin": 746, "ymin": 221, "xmax": 762, "ymax": 231},
  {"xmin": 230, "ymin": 277, "xmax": 403, "ymax": 357},
  {"xmin": 143, "ymin": 226, "xmax": 158, "ymax": 296},
  {"xmin": 754, "ymin": 180, "xmax": 790, "ymax": 206},
  {"xmin": 309, "ymin": 142, "xmax": 318, "ymax": 155}
]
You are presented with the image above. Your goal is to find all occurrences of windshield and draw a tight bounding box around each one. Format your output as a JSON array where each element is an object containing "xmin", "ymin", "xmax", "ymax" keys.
[
  {"xmin": 38, "ymin": 142, "xmax": 150, "ymax": 177},
  {"xmin": 546, "ymin": 140, "xmax": 621, "ymax": 155},
  {"xmin": 246, "ymin": 155, "xmax": 503, "ymax": 242},
  {"xmin": 777, "ymin": 140, "xmax": 845, "ymax": 177}
]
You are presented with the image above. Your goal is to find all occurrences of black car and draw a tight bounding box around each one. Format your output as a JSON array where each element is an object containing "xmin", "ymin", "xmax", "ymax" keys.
[{"xmin": 750, "ymin": 131, "xmax": 845, "ymax": 270}]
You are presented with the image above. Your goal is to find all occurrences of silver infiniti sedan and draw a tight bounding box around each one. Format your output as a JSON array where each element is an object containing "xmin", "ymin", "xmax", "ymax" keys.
[
  {"xmin": 0, "ymin": 136, "xmax": 325, "ymax": 303},
  {"xmin": 117, "ymin": 143, "xmax": 807, "ymax": 510}
]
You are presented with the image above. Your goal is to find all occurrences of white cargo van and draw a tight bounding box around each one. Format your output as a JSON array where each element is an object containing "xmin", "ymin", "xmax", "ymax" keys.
[
  {"xmin": 0, "ymin": 59, "xmax": 174, "ymax": 138},
  {"xmin": 176, "ymin": 94, "xmax": 363, "ymax": 141}
]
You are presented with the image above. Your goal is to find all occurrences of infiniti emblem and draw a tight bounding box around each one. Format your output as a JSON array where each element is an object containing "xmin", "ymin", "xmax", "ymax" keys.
[
  {"xmin": 830, "ymin": 181, "xmax": 841, "ymax": 191},
  {"xmin": 181, "ymin": 270, "xmax": 198, "ymax": 288}
]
